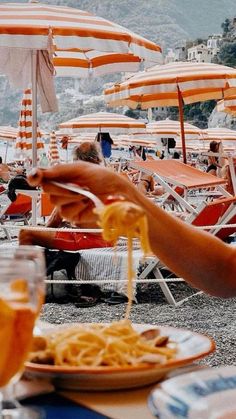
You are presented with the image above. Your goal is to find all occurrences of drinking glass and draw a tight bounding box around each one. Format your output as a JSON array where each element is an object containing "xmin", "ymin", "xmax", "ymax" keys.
[
  {"xmin": 0, "ymin": 245, "xmax": 46, "ymax": 316},
  {"xmin": 0, "ymin": 254, "xmax": 45, "ymax": 418}
]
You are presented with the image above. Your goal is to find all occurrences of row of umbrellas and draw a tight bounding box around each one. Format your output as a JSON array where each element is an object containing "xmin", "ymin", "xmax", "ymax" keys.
[
  {"xmin": 0, "ymin": 2, "xmax": 236, "ymax": 165},
  {"xmin": 2, "ymin": 106, "xmax": 235, "ymax": 164}
]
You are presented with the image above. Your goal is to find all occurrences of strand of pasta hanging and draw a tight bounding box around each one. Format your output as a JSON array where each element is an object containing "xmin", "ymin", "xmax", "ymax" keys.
[{"xmin": 96, "ymin": 199, "xmax": 151, "ymax": 318}]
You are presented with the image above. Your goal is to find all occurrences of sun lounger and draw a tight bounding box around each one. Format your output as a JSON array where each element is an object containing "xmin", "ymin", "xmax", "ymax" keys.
[
  {"xmin": 184, "ymin": 196, "xmax": 236, "ymax": 242},
  {"xmin": 0, "ymin": 193, "xmax": 32, "ymax": 240},
  {"xmin": 130, "ymin": 160, "xmax": 230, "ymax": 214}
]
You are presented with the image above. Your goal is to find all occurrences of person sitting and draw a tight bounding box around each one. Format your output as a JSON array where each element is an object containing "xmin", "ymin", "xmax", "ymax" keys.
[
  {"xmin": 28, "ymin": 161, "xmax": 236, "ymax": 299},
  {"xmin": 132, "ymin": 171, "xmax": 155, "ymax": 195},
  {"xmin": 19, "ymin": 142, "xmax": 113, "ymax": 251},
  {"xmin": 206, "ymin": 141, "xmax": 222, "ymax": 176}
]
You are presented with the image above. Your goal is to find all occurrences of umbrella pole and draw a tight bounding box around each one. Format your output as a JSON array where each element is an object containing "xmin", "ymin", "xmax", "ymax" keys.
[
  {"xmin": 31, "ymin": 49, "xmax": 37, "ymax": 168},
  {"xmin": 177, "ymin": 86, "xmax": 187, "ymax": 164},
  {"xmin": 4, "ymin": 142, "xmax": 9, "ymax": 163}
]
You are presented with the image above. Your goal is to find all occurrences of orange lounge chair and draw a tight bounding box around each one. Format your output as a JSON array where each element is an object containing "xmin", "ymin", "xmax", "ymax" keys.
[
  {"xmin": 0, "ymin": 193, "xmax": 32, "ymax": 239},
  {"xmin": 187, "ymin": 196, "xmax": 236, "ymax": 241},
  {"xmin": 131, "ymin": 159, "xmax": 229, "ymax": 214}
]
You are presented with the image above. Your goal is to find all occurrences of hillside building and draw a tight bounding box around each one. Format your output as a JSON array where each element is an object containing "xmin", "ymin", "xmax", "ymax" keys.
[{"xmin": 187, "ymin": 43, "xmax": 211, "ymax": 63}]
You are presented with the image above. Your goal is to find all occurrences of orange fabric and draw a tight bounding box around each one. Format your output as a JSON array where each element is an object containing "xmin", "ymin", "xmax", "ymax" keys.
[
  {"xmin": 41, "ymin": 193, "xmax": 55, "ymax": 217},
  {"xmin": 53, "ymin": 232, "xmax": 113, "ymax": 251},
  {"xmin": 191, "ymin": 197, "xmax": 236, "ymax": 241},
  {"xmin": 133, "ymin": 160, "xmax": 226, "ymax": 189},
  {"xmin": 5, "ymin": 193, "xmax": 31, "ymax": 215}
]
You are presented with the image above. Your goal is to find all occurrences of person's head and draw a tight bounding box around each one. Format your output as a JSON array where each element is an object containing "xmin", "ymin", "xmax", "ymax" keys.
[
  {"xmin": 209, "ymin": 141, "xmax": 220, "ymax": 152},
  {"xmin": 72, "ymin": 141, "xmax": 103, "ymax": 165},
  {"xmin": 173, "ymin": 151, "xmax": 180, "ymax": 159}
]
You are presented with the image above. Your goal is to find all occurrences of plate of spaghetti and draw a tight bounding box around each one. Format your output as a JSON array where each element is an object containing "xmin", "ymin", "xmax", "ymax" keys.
[{"xmin": 25, "ymin": 320, "xmax": 215, "ymax": 390}]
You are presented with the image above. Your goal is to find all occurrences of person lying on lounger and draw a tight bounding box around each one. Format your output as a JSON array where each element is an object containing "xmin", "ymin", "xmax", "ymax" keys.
[{"xmin": 28, "ymin": 162, "xmax": 236, "ymax": 299}]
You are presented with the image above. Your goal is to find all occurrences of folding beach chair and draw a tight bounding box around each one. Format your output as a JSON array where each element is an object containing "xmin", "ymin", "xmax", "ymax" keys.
[
  {"xmin": 130, "ymin": 160, "xmax": 230, "ymax": 214},
  {"xmin": 0, "ymin": 193, "xmax": 32, "ymax": 240}
]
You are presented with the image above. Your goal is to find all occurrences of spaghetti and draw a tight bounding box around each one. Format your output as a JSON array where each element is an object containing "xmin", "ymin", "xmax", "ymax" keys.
[
  {"xmin": 96, "ymin": 200, "xmax": 151, "ymax": 318},
  {"xmin": 29, "ymin": 320, "xmax": 176, "ymax": 367}
]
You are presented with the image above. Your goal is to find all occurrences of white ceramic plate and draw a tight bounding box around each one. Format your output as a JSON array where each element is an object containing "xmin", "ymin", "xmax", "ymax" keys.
[
  {"xmin": 24, "ymin": 323, "xmax": 215, "ymax": 391},
  {"xmin": 149, "ymin": 366, "xmax": 236, "ymax": 418}
]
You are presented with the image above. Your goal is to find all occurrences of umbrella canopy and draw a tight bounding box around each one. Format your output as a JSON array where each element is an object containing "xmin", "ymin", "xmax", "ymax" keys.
[
  {"xmin": 47, "ymin": 131, "xmax": 60, "ymax": 165},
  {"xmin": 217, "ymin": 96, "xmax": 236, "ymax": 115},
  {"xmin": 201, "ymin": 128, "xmax": 236, "ymax": 141},
  {"xmin": 104, "ymin": 62, "xmax": 236, "ymax": 163},
  {"xmin": 0, "ymin": 3, "xmax": 162, "ymax": 72},
  {"xmin": 0, "ymin": 126, "xmax": 18, "ymax": 141},
  {"xmin": 59, "ymin": 112, "xmax": 146, "ymax": 135},
  {"xmin": 0, "ymin": 2, "xmax": 162, "ymax": 167},
  {"xmin": 15, "ymin": 89, "xmax": 44, "ymax": 159},
  {"xmin": 53, "ymin": 51, "xmax": 142, "ymax": 78},
  {"xmin": 147, "ymin": 119, "xmax": 202, "ymax": 139}
]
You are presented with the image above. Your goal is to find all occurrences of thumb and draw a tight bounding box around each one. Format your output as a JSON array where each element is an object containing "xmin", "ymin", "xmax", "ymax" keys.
[{"xmin": 27, "ymin": 163, "xmax": 88, "ymax": 187}]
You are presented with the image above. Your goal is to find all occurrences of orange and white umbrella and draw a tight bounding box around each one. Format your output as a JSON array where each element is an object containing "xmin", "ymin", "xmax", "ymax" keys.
[
  {"xmin": 0, "ymin": 2, "xmax": 162, "ymax": 166},
  {"xmin": 0, "ymin": 126, "xmax": 17, "ymax": 141},
  {"xmin": 0, "ymin": 3, "xmax": 162, "ymax": 70},
  {"xmin": 47, "ymin": 131, "xmax": 60, "ymax": 165},
  {"xmin": 147, "ymin": 119, "xmax": 202, "ymax": 139},
  {"xmin": 15, "ymin": 89, "xmax": 44, "ymax": 159},
  {"xmin": 217, "ymin": 96, "xmax": 236, "ymax": 115},
  {"xmin": 53, "ymin": 51, "xmax": 142, "ymax": 78},
  {"xmin": 201, "ymin": 128, "xmax": 236, "ymax": 141},
  {"xmin": 59, "ymin": 112, "xmax": 146, "ymax": 135},
  {"xmin": 104, "ymin": 62, "xmax": 236, "ymax": 162}
]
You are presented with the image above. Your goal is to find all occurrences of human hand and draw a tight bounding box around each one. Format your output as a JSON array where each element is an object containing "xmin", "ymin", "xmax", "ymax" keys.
[{"xmin": 28, "ymin": 162, "xmax": 138, "ymax": 225}]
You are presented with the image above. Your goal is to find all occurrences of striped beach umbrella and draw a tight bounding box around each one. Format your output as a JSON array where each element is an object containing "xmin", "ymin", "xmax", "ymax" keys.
[
  {"xmin": 53, "ymin": 51, "xmax": 142, "ymax": 78},
  {"xmin": 47, "ymin": 131, "xmax": 60, "ymax": 165},
  {"xmin": 59, "ymin": 112, "xmax": 146, "ymax": 135},
  {"xmin": 0, "ymin": 126, "xmax": 17, "ymax": 141},
  {"xmin": 0, "ymin": 3, "xmax": 162, "ymax": 166},
  {"xmin": 147, "ymin": 119, "xmax": 202, "ymax": 139},
  {"xmin": 0, "ymin": 3, "xmax": 162, "ymax": 65},
  {"xmin": 15, "ymin": 89, "xmax": 44, "ymax": 159},
  {"xmin": 104, "ymin": 62, "xmax": 236, "ymax": 163},
  {"xmin": 217, "ymin": 96, "xmax": 236, "ymax": 115},
  {"xmin": 201, "ymin": 128, "xmax": 236, "ymax": 141}
]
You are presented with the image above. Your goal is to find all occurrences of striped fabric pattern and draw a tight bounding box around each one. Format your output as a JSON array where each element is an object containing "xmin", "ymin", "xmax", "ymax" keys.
[
  {"xmin": 0, "ymin": 126, "xmax": 17, "ymax": 140},
  {"xmin": 59, "ymin": 112, "xmax": 146, "ymax": 134},
  {"xmin": 104, "ymin": 62, "xmax": 236, "ymax": 108},
  {"xmin": 217, "ymin": 96, "xmax": 236, "ymax": 115},
  {"xmin": 201, "ymin": 128, "xmax": 236, "ymax": 141},
  {"xmin": 76, "ymin": 245, "xmax": 142, "ymax": 295},
  {"xmin": 53, "ymin": 50, "xmax": 142, "ymax": 77},
  {"xmin": 0, "ymin": 3, "xmax": 162, "ymax": 66},
  {"xmin": 15, "ymin": 89, "xmax": 44, "ymax": 158},
  {"xmin": 47, "ymin": 131, "xmax": 60, "ymax": 164},
  {"xmin": 147, "ymin": 119, "xmax": 202, "ymax": 139}
]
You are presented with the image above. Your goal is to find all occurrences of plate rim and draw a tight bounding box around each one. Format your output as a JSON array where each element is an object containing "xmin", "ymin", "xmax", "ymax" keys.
[{"xmin": 25, "ymin": 323, "xmax": 215, "ymax": 375}]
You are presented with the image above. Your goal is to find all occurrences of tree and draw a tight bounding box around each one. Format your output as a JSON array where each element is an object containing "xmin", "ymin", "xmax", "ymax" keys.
[
  {"xmin": 217, "ymin": 41, "xmax": 236, "ymax": 67},
  {"xmin": 221, "ymin": 18, "xmax": 231, "ymax": 36}
]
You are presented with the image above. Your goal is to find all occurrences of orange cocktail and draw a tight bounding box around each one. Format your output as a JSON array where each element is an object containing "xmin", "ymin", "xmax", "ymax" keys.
[{"xmin": 0, "ymin": 278, "xmax": 37, "ymax": 387}]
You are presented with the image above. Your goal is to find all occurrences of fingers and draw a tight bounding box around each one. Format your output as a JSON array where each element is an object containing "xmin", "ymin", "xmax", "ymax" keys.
[{"xmin": 27, "ymin": 162, "xmax": 102, "ymax": 187}]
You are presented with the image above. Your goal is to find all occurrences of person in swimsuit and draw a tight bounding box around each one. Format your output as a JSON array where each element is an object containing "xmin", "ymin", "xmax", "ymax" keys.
[{"xmin": 206, "ymin": 141, "xmax": 221, "ymax": 176}]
